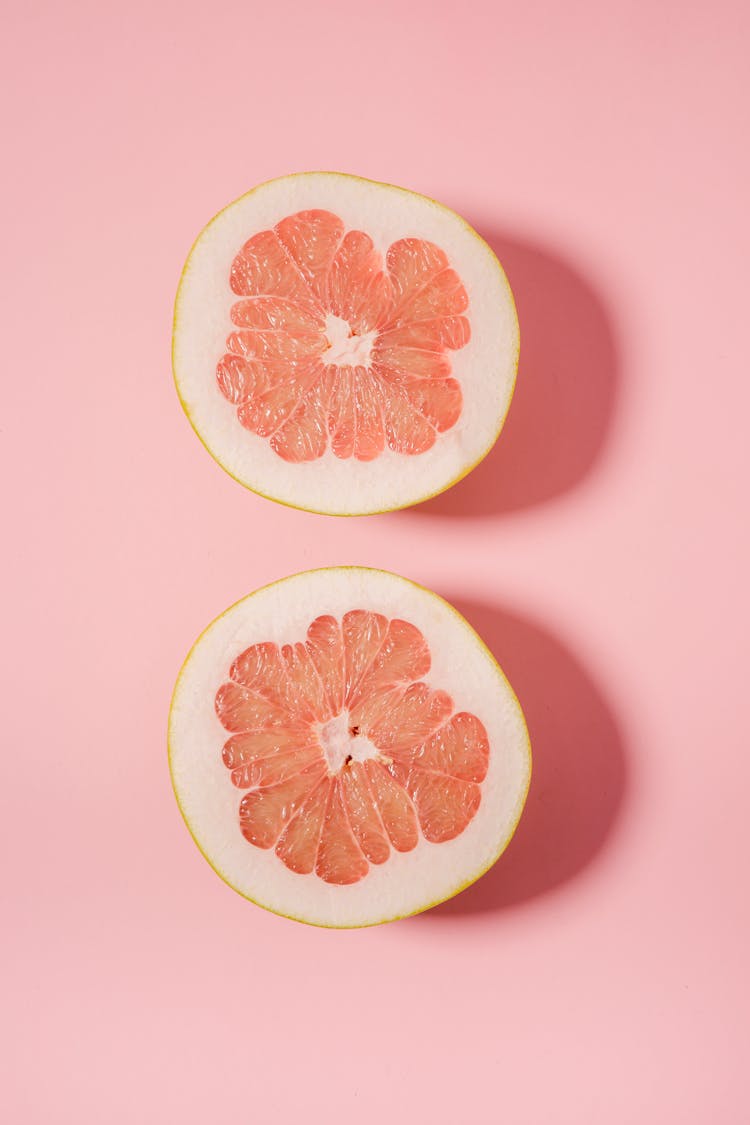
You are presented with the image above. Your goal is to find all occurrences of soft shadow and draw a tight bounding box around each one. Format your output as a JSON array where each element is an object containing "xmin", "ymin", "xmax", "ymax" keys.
[
  {"xmin": 423, "ymin": 599, "xmax": 627, "ymax": 916},
  {"xmin": 413, "ymin": 229, "xmax": 619, "ymax": 516}
]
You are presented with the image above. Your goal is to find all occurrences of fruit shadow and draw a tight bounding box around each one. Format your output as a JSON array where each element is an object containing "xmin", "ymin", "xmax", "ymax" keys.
[
  {"xmin": 420, "ymin": 598, "xmax": 627, "ymax": 917},
  {"xmin": 409, "ymin": 227, "xmax": 620, "ymax": 516}
]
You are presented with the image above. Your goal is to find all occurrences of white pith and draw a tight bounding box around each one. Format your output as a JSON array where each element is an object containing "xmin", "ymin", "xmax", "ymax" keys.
[
  {"xmin": 318, "ymin": 710, "xmax": 379, "ymax": 773},
  {"xmin": 169, "ymin": 568, "xmax": 531, "ymax": 927},
  {"xmin": 322, "ymin": 314, "xmax": 375, "ymax": 367},
  {"xmin": 173, "ymin": 173, "xmax": 519, "ymax": 515}
]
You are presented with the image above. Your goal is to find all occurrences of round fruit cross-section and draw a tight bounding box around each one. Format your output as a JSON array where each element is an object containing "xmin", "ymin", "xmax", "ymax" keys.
[
  {"xmin": 173, "ymin": 173, "xmax": 519, "ymax": 514},
  {"xmin": 169, "ymin": 568, "xmax": 531, "ymax": 926}
]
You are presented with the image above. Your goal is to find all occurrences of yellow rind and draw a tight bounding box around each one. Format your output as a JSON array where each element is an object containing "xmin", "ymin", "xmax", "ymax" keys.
[
  {"xmin": 168, "ymin": 566, "xmax": 532, "ymax": 927},
  {"xmin": 172, "ymin": 171, "xmax": 520, "ymax": 516}
]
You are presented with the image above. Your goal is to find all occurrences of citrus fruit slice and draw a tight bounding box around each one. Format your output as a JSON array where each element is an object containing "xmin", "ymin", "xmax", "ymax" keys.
[
  {"xmin": 173, "ymin": 173, "xmax": 519, "ymax": 514},
  {"xmin": 169, "ymin": 568, "xmax": 531, "ymax": 926}
]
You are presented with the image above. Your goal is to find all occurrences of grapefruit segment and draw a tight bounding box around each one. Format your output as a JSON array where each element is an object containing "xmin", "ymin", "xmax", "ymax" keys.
[
  {"xmin": 375, "ymin": 370, "xmax": 463, "ymax": 434},
  {"xmin": 222, "ymin": 731, "xmax": 320, "ymax": 788},
  {"xmin": 280, "ymin": 642, "xmax": 329, "ymax": 723},
  {"xmin": 380, "ymin": 388, "xmax": 438, "ymax": 455},
  {"xmin": 342, "ymin": 610, "xmax": 389, "ymax": 703},
  {"xmin": 315, "ymin": 781, "xmax": 370, "ymax": 885},
  {"xmin": 269, "ymin": 381, "xmax": 330, "ymax": 463},
  {"xmin": 366, "ymin": 682, "xmax": 453, "ymax": 753},
  {"xmin": 347, "ymin": 682, "xmax": 403, "ymax": 733},
  {"xmin": 352, "ymin": 367, "xmax": 386, "ymax": 462},
  {"xmin": 395, "ymin": 765, "xmax": 482, "ymax": 844},
  {"xmin": 235, "ymin": 358, "xmax": 324, "ymax": 437},
  {"xmin": 229, "ymin": 228, "xmax": 318, "ymax": 307},
  {"xmin": 348, "ymin": 617, "xmax": 430, "ymax": 708},
  {"xmin": 225, "ymin": 327, "xmax": 323, "ymax": 363},
  {"xmin": 224, "ymin": 744, "xmax": 321, "ymax": 790},
  {"xmin": 305, "ymin": 614, "xmax": 346, "ymax": 717},
  {"xmin": 411, "ymin": 711, "xmax": 490, "ymax": 783},
  {"xmin": 364, "ymin": 760, "xmax": 419, "ymax": 853},
  {"xmin": 214, "ymin": 681, "xmax": 289, "ymax": 733},
  {"xmin": 327, "ymin": 230, "xmax": 393, "ymax": 333},
  {"xmin": 275, "ymin": 210, "xmax": 345, "ymax": 302},
  {"xmin": 275, "ymin": 780, "xmax": 329, "ymax": 875},
  {"xmin": 169, "ymin": 568, "xmax": 531, "ymax": 925},
  {"xmin": 340, "ymin": 763, "xmax": 390, "ymax": 866},
  {"xmin": 385, "ymin": 238, "xmax": 450, "ymax": 311},
  {"xmin": 376, "ymin": 315, "xmax": 470, "ymax": 351},
  {"xmin": 372, "ymin": 344, "xmax": 452, "ymax": 380},
  {"xmin": 385, "ymin": 238, "xmax": 468, "ymax": 325},
  {"xmin": 215, "ymin": 354, "xmax": 260, "ymax": 405},
  {"xmin": 394, "ymin": 266, "xmax": 468, "ymax": 326},
  {"xmin": 230, "ymin": 296, "xmax": 325, "ymax": 336},
  {"xmin": 239, "ymin": 762, "xmax": 327, "ymax": 849},
  {"xmin": 229, "ymin": 643, "xmax": 299, "ymax": 718},
  {"xmin": 326, "ymin": 365, "xmax": 357, "ymax": 460},
  {"xmin": 229, "ymin": 641, "xmax": 285, "ymax": 695}
]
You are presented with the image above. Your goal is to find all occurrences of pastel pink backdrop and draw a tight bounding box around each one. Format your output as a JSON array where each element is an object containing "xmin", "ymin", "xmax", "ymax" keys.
[{"xmin": 2, "ymin": 2, "xmax": 748, "ymax": 1122}]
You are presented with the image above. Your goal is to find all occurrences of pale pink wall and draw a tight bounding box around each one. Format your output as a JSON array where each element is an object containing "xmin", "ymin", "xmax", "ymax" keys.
[{"xmin": 2, "ymin": 1, "xmax": 748, "ymax": 1121}]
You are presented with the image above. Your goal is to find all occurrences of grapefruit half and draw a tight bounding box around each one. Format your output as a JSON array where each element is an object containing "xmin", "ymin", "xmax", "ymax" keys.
[
  {"xmin": 173, "ymin": 173, "xmax": 519, "ymax": 514},
  {"xmin": 169, "ymin": 568, "xmax": 531, "ymax": 926}
]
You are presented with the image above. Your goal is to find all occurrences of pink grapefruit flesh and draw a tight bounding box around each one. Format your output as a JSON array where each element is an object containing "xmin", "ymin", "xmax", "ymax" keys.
[
  {"xmin": 215, "ymin": 611, "xmax": 489, "ymax": 885},
  {"xmin": 217, "ymin": 211, "xmax": 469, "ymax": 463}
]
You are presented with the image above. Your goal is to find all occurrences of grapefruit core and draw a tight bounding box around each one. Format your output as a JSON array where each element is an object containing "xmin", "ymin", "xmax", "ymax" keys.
[
  {"xmin": 173, "ymin": 173, "xmax": 519, "ymax": 514},
  {"xmin": 169, "ymin": 569, "xmax": 531, "ymax": 926}
]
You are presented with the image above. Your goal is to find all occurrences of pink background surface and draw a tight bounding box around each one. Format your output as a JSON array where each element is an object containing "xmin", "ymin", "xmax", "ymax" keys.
[{"xmin": 3, "ymin": 2, "xmax": 749, "ymax": 1121}]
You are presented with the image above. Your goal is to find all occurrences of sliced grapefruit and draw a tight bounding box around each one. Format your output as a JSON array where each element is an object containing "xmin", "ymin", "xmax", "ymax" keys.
[
  {"xmin": 169, "ymin": 568, "xmax": 531, "ymax": 926},
  {"xmin": 173, "ymin": 173, "xmax": 519, "ymax": 514}
]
